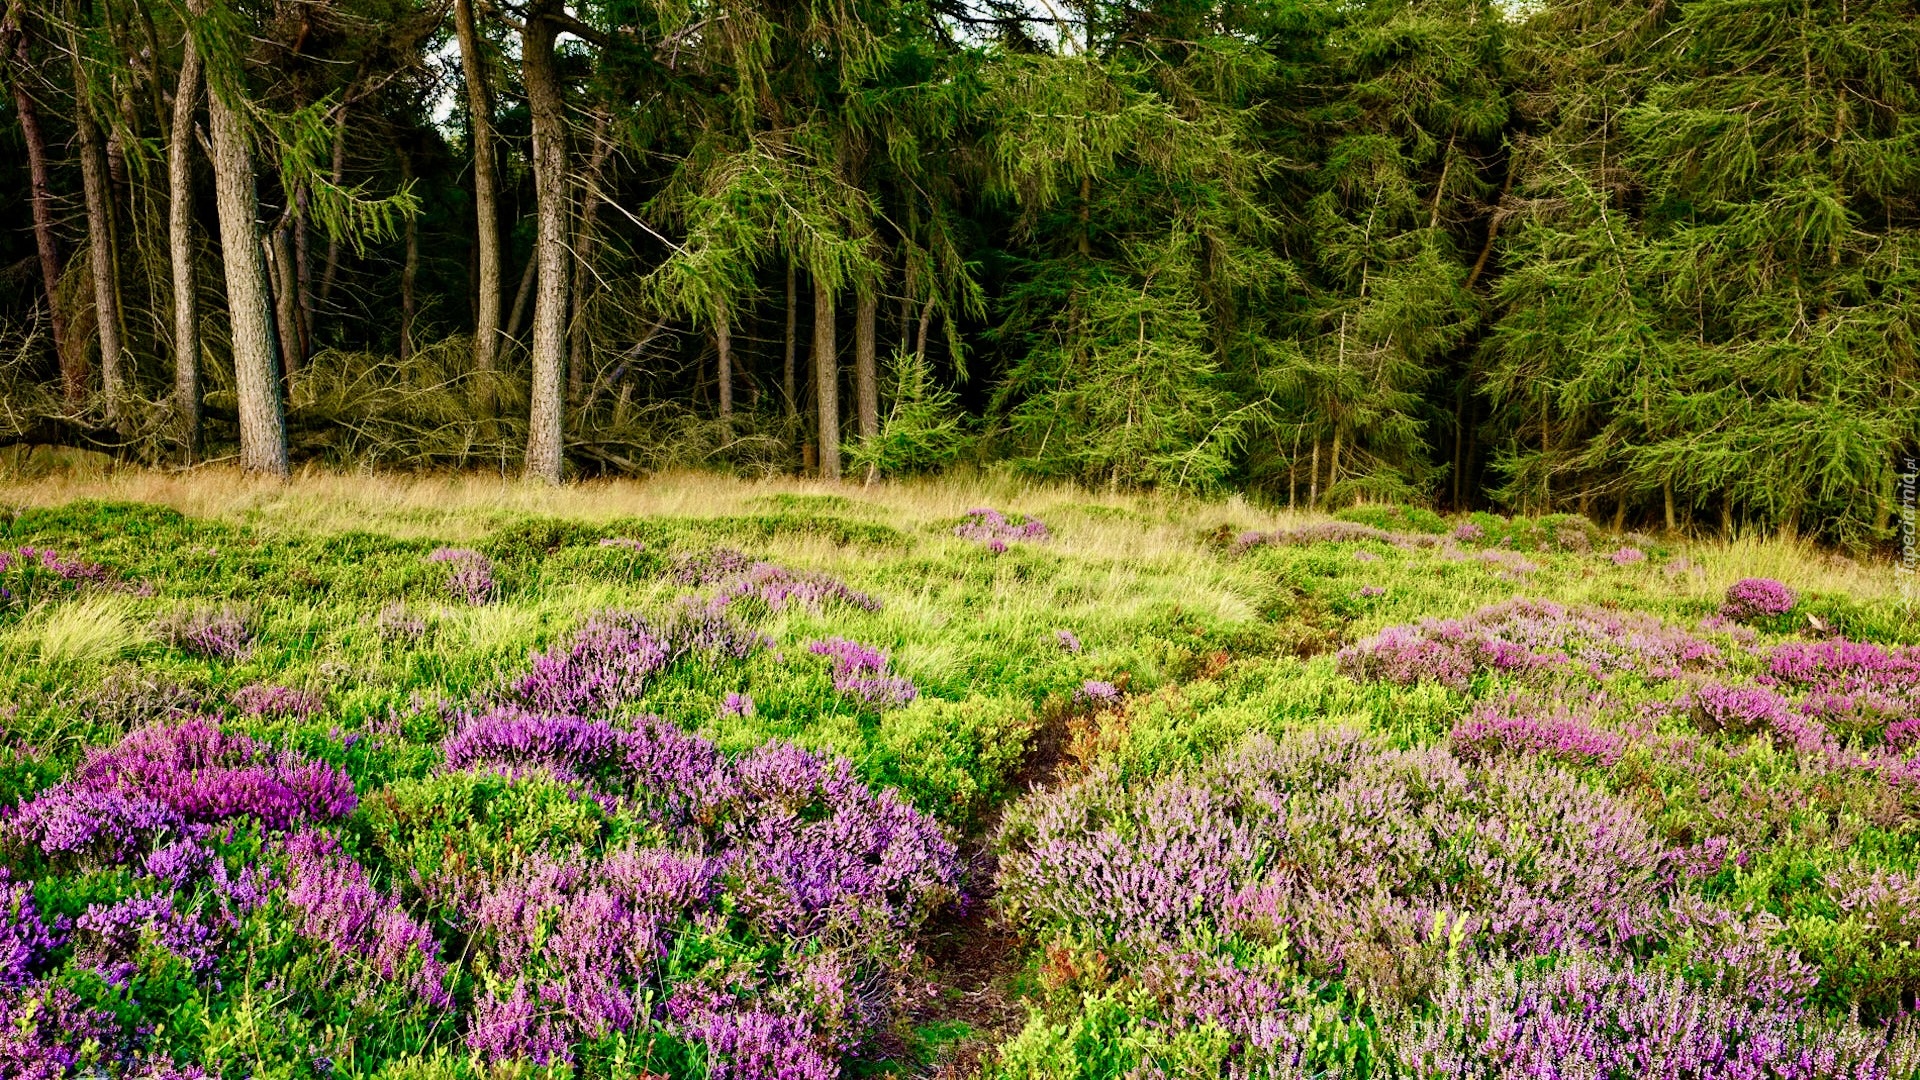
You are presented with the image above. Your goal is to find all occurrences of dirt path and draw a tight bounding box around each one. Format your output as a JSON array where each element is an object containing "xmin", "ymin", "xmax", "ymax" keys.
[{"xmin": 911, "ymin": 709, "xmax": 1074, "ymax": 1077}]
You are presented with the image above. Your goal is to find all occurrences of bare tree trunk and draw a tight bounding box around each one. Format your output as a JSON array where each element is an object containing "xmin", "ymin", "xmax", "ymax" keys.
[
  {"xmin": 73, "ymin": 52, "xmax": 124, "ymax": 417},
  {"xmin": 505, "ymin": 251, "xmax": 536, "ymax": 343},
  {"xmin": 914, "ymin": 293, "xmax": 934, "ymax": 361},
  {"xmin": 169, "ymin": 28, "xmax": 203, "ymax": 455},
  {"xmin": 1308, "ymin": 438, "xmax": 1320, "ymax": 508},
  {"xmin": 854, "ymin": 287, "xmax": 878, "ymax": 440},
  {"xmin": 270, "ymin": 227, "xmax": 302, "ymax": 379},
  {"xmin": 1663, "ymin": 479, "xmax": 1676, "ymax": 532},
  {"xmin": 204, "ymin": 41, "xmax": 289, "ymax": 477},
  {"xmin": 521, "ymin": 4, "xmax": 570, "ymax": 483},
  {"xmin": 812, "ymin": 274, "xmax": 839, "ymax": 480},
  {"xmin": 294, "ymin": 183, "xmax": 312, "ymax": 359},
  {"xmin": 399, "ymin": 194, "xmax": 418, "ymax": 364},
  {"xmin": 453, "ymin": 0, "xmax": 500, "ymax": 375},
  {"xmin": 715, "ymin": 303, "xmax": 733, "ymax": 423},
  {"xmin": 783, "ymin": 260, "xmax": 797, "ymax": 416},
  {"xmin": 11, "ymin": 31, "xmax": 76, "ymax": 403},
  {"xmin": 568, "ymin": 110, "xmax": 610, "ymax": 406}
]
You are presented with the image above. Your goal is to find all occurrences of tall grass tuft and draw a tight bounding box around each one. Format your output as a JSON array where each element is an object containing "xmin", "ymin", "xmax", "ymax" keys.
[{"xmin": 7, "ymin": 594, "xmax": 145, "ymax": 669}]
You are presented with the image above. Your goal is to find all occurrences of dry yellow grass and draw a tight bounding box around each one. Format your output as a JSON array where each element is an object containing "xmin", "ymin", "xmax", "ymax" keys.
[{"xmin": 0, "ymin": 463, "xmax": 1907, "ymax": 609}]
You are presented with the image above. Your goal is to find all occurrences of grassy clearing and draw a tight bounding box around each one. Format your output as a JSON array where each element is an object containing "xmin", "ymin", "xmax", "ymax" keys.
[{"xmin": 0, "ymin": 467, "xmax": 1913, "ymax": 1078}]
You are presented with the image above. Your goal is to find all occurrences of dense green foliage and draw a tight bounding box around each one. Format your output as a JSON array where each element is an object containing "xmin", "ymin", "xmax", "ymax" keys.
[{"xmin": 1, "ymin": 0, "xmax": 1914, "ymax": 539}]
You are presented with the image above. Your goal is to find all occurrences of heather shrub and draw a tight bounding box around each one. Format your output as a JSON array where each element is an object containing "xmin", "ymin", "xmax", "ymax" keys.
[
  {"xmin": 151, "ymin": 605, "xmax": 254, "ymax": 662},
  {"xmin": 1722, "ymin": 576, "xmax": 1797, "ymax": 623}
]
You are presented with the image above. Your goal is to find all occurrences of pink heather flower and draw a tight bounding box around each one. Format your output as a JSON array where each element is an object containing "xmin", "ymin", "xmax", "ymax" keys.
[
  {"xmin": 1451, "ymin": 522, "xmax": 1485, "ymax": 543},
  {"xmin": 1610, "ymin": 546, "xmax": 1646, "ymax": 566},
  {"xmin": 955, "ymin": 508, "xmax": 1050, "ymax": 549},
  {"xmin": 428, "ymin": 547, "xmax": 497, "ymax": 606},
  {"xmin": 722, "ymin": 692, "xmax": 755, "ymax": 717},
  {"xmin": 1076, "ymin": 680, "xmax": 1122, "ymax": 707},
  {"xmin": 1055, "ymin": 629, "xmax": 1083, "ymax": 653},
  {"xmin": 1721, "ymin": 577, "xmax": 1796, "ymax": 622},
  {"xmin": 1358, "ymin": 585, "xmax": 1386, "ymax": 597}
]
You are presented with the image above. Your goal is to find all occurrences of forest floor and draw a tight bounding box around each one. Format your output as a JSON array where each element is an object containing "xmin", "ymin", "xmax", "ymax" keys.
[{"xmin": 0, "ymin": 466, "xmax": 1913, "ymax": 1078}]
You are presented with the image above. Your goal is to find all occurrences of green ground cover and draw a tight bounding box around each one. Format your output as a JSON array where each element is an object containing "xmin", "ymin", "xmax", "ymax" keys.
[{"xmin": 0, "ymin": 470, "xmax": 1913, "ymax": 1078}]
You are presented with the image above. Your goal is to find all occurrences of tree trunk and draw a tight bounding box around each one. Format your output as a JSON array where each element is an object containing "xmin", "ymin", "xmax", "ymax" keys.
[
  {"xmin": 204, "ymin": 41, "xmax": 289, "ymax": 477},
  {"xmin": 73, "ymin": 56, "xmax": 124, "ymax": 417},
  {"xmin": 715, "ymin": 303, "xmax": 733, "ymax": 423},
  {"xmin": 1308, "ymin": 438, "xmax": 1320, "ymax": 508},
  {"xmin": 568, "ymin": 110, "xmax": 610, "ymax": 406},
  {"xmin": 854, "ymin": 287, "xmax": 878, "ymax": 440},
  {"xmin": 11, "ymin": 32, "xmax": 76, "ymax": 403},
  {"xmin": 294, "ymin": 183, "xmax": 312, "ymax": 360},
  {"xmin": 400, "ymin": 190, "xmax": 418, "ymax": 364},
  {"xmin": 914, "ymin": 293, "xmax": 934, "ymax": 361},
  {"xmin": 169, "ymin": 28, "xmax": 203, "ymax": 455},
  {"xmin": 1663, "ymin": 479, "xmax": 1676, "ymax": 532},
  {"xmin": 270, "ymin": 227, "xmax": 302, "ymax": 379},
  {"xmin": 454, "ymin": 0, "xmax": 500, "ymax": 375},
  {"xmin": 505, "ymin": 251, "xmax": 536, "ymax": 343},
  {"xmin": 812, "ymin": 274, "xmax": 840, "ymax": 480},
  {"xmin": 783, "ymin": 260, "xmax": 798, "ymax": 416},
  {"xmin": 521, "ymin": 4, "xmax": 570, "ymax": 484}
]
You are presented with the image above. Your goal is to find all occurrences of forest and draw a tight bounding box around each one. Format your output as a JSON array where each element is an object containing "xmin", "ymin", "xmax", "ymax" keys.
[{"xmin": 1, "ymin": 0, "xmax": 1917, "ymax": 540}]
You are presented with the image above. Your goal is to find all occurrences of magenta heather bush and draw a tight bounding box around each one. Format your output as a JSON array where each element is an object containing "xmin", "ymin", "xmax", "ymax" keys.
[
  {"xmin": 0, "ymin": 871, "xmax": 56, "ymax": 988},
  {"xmin": 1055, "ymin": 628, "xmax": 1082, "ymax": 653},
  {"xmin": 1233, "ymin": 521, "xmax": 1444, "ymax": 553},
  {"xmin": 1609, "ymin": 545, "xmax": 1646, "ymax": 566},
  {"xmin": 1765, "ymin": 638, "xmax": 1920, "ymax": 741},
  {"xmin": 230, "ymin": 683, "xmax": 323, "ymax": 720},
  {"xmin": 1075, "ymin": 679, "xmax": 1122, "ymax": 707},
  {"xmin": 1451, "ymin": 696, "xmax": 1627, "ymax": 768},
  {"xmin": 427, "ymin": 546, "xmax": 497, "ymax": 605},
  {"xmin": 998, "ymin": 728, "xmax": 1672, "ymax": 976},
  {"xmin": 1721, "ymin": 577, "xmax": 1796, "ymax": 622},
  {"xmin": 1337, "ymin": 599, "xmax": 1722, "ymax": 691},
  {"xmin": 510, "ymin": 611, "xmax": 669, "ymax": 715},
  {"xmin": 954, "ymin": 508, "xmax": 1050, "ymax": 548},
  {"xmin": 674, "ymin": 548, "xmax": 879, "ymax": 613},
  {"xmin": 6, "ymin": 718, "xmax": 355, "ymax": 862},
  {"xmin": 808, "ymin": 637, "xmax": 917, "ymax": 708},
  {"xmin": 153, "ymin": 606, "xmax": 253, "ymax": 661},
  {"xmin": 437, "ymin": 693, "xmax": 961, "ymax": 1065},
  {"xmin": 1393, "ymin": 956, "xmax": 1909, "ymax": 1078},
  {"xmin": 282, "ymin": 830, "xmax": 451, "ymax": 1008}
]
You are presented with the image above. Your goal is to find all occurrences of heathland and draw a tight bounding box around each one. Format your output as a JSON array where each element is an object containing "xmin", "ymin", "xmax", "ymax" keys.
[{"xmin": 0, "ymin": 468, "xmax": 1916, "ymax": 1078}]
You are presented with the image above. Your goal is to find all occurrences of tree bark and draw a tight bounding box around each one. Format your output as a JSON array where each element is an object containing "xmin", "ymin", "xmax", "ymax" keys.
[
  {"xmin": 204, "ymin": 38, "xmax": 289, "ymax": 477},
  {"xmin": 294, "ymin": 183, "xmax": 312, "ymax": 359},
  {"xmin": 812, "ymin": 274, "xmax": 840, "ymax": 480},
  {"xmin": 521, "ymin": 3, "xmax": 570, "ymax": 483},
  {"xmin": 453, "ymin": 0, "xmax": 500, "ymax": 375},
  {"xmin": 783, "ymin": 260, "xmax": 798, "ymax": 416},
  {"xmin": 73, "ymin": 49, "xmax": 125, "ymax": 417},
  {"xmin": 854, "ymin": 286, "xmax": 878, "ymax": 439},
  {"xmin": 715, "ymin": 303, "xmax": 733, "ymax": 423},
  {"xmin": 169, "ymin": 28, "xmax": 203, "ymax": 455},
  {"xmin": 505, "ymin": 250, "xmax": 536, "ymax": 343},
  {"xmin": 270, "ymin": 227, "xmax": 302, "ymax": 379},
  {"xmin": 399, "ymin": 175, "xmax": 418, "ymax": 364},
  {"xmin": 568, "ymin": 109, "xmax": 610, "ymax": 405},
  {"xmin": 11, "ymin": 31, "xmax": 76, "ymax": 403}
]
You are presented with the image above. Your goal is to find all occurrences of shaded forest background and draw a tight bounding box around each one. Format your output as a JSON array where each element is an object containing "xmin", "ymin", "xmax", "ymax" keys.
[{"xmin": 0, "ymin": 0, "xmax": 1915, "ymax": 545}]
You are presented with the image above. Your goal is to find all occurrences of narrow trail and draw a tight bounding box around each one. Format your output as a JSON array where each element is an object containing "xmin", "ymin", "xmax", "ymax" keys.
[{"xmin": 912, "ymin": 708, "xmax": 1075, "ymax": 1078}]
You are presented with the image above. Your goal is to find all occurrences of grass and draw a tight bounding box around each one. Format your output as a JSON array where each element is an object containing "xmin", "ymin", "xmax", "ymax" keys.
[{"xmin": 0, "ymin": 464, "xmax": 1914, "ymax": 1078}]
